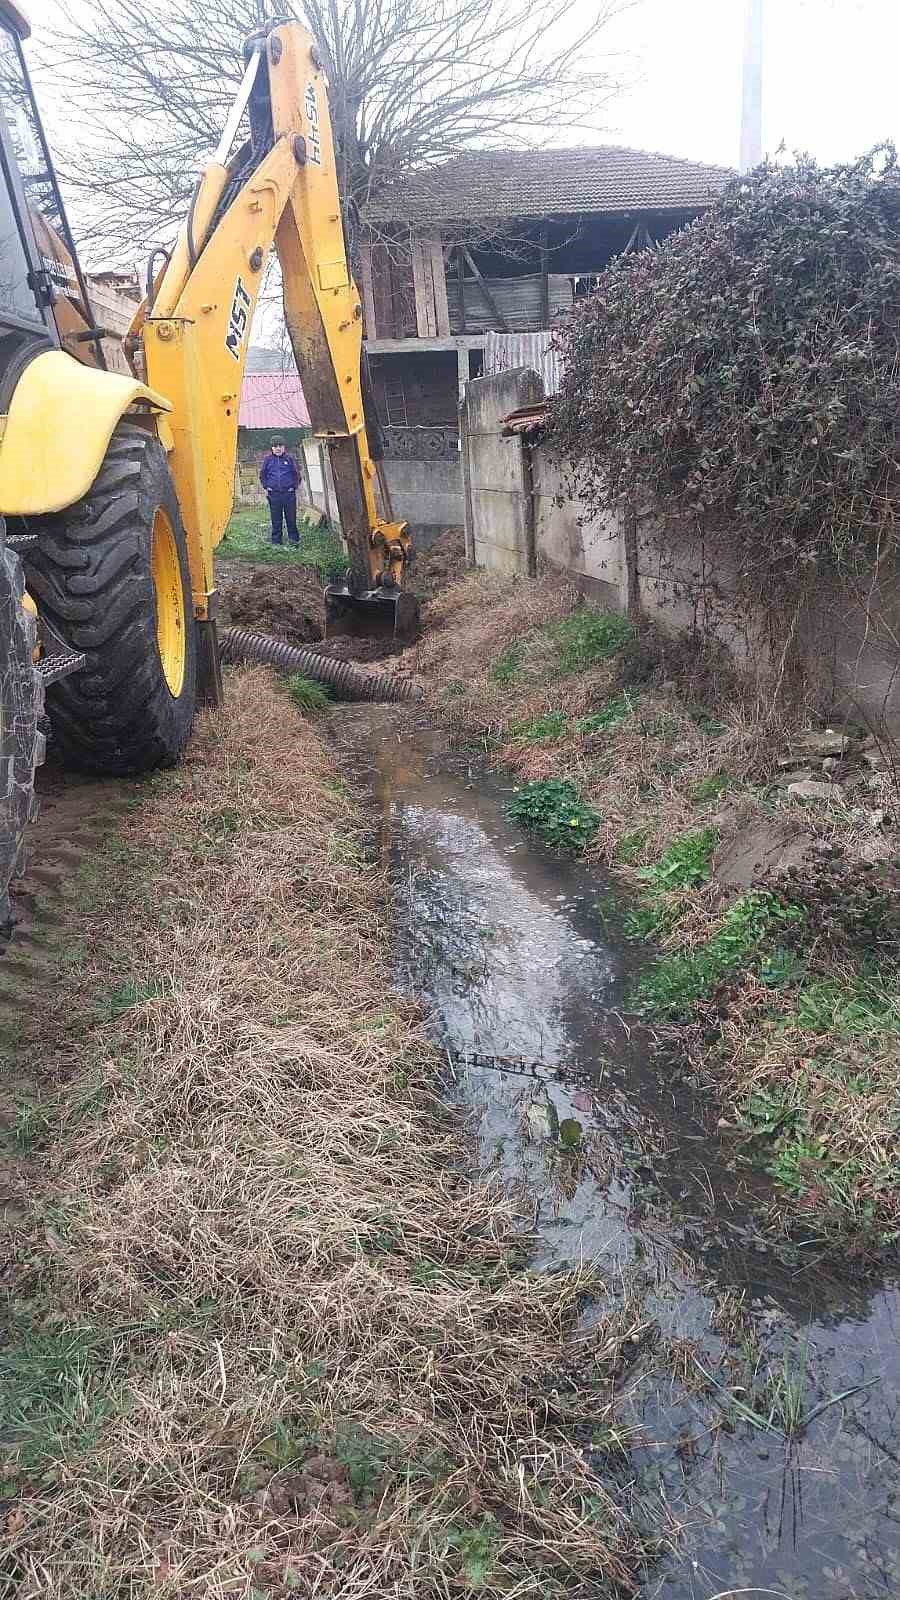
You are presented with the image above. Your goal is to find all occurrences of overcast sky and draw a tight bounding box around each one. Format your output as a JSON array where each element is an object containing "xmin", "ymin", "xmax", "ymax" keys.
[
  {"xmin": 28, "ymin": 1, "xmax": 899, "ymax": 176},
  {"xmin": 600, "ymin": 0, "xmax": 899, "ymax": 169}
]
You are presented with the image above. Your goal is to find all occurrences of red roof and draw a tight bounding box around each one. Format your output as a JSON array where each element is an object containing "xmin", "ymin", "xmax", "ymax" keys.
[{"xmin": 239, "ymin": 373, "xmax": 310, "ymax": 430}]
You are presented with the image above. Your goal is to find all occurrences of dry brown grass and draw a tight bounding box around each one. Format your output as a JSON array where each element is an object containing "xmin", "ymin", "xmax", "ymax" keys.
[
  {"xmin": 0, "ymin": 669, "xmax": 649, "ymax": 1598},
  {"xmin": 408, "ymin": 572, "xmax": 577, "ymax": 740}
]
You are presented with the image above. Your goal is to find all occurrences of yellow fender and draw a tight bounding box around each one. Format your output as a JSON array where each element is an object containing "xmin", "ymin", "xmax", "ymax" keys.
[{"xmin": 0, "ymin": 350, "xmax": 172, "ymax": 517}]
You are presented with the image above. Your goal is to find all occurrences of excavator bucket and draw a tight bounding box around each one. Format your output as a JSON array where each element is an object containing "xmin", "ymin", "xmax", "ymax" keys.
[{"xmin": 324, "ymin": 583, "xmax": 421, "ymax": 644}]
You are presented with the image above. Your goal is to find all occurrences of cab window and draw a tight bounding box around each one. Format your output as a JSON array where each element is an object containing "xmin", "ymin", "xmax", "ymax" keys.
[{"xmin": 0, "ymin": 21, "xmax": 53, "ymax": 329}]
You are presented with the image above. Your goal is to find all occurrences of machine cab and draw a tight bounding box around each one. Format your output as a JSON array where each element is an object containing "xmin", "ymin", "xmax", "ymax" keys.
[{"xmin": 0, "ymin": 0, "xmax": 104, "ymax": 400}]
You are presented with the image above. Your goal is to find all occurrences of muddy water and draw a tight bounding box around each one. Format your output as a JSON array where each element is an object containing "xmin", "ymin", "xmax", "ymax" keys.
[{"xmin": 340, "ymin": 707, "xmax": 900, "ymax": 1600}]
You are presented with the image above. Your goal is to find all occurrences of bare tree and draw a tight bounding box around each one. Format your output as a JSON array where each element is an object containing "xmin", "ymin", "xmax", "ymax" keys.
[{"xmin": 38, "ymin": 0, "xmax": 632, "ymax": 263}]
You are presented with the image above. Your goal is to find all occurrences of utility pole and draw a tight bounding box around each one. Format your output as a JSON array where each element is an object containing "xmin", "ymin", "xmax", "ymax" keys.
[{"xmin": 740, "ymin": 0, "xmax": 764, "ymax": 171}]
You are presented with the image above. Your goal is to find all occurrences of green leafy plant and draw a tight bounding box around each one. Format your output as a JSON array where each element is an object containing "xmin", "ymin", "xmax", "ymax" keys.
[
  {"xmin": 287, "ymin": 674, "xmax": 332, "ymax": 713},
  {"xmin": 446, "ymin": 1518, "xmax": 502, "ymax": 1587},
  {"xmin": 759, "ymin": 946, "xmax": 804, "ymax": 988},
  {"xmin": 690, "ymin": 773, "xmax": 729, "ymax": 805},
  {"xmin": 507, "ymin": 779, "xmax": 600, "ymax": 852},
  {"xmin": 689, "ymin": 708, "xmax": 727, "ymax": 737},
  {"xmin": 548, "ymin": 610, "xmax": 634, "ymax": 672},
  {"xmin": 641, "ymin": 827, "xmax": 718, "ymax": 892},
  {"xmin": 334, "ymin": 1425, "xmax": 392, "ymax": 1500},
  {"xmin": 622, "ymin": 900, "xmax": 677, "ymax": 941},
  {"xmin": 741, "ymin": 1088, "xmax": 799, "ymax": 1138},
  {"xmin": 615, "ymin": 827, "xmax": 648, "ymax": 864}
]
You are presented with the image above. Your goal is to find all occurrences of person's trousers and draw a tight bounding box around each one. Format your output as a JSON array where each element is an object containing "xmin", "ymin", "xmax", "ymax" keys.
[{"xmin": 268, "ymin": 491, "xmax": 299, "ymax": 544}]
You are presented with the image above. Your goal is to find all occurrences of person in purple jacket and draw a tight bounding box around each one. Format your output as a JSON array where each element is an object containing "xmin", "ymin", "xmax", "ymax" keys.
[{"xmin": 259, "ymin": 435, "xmax": 301, "ymax": 545}]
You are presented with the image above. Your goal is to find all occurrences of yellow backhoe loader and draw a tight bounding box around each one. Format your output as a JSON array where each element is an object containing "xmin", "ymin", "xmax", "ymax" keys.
[{"xmin": 0, "ymin": 4, "xmax": 417, "ymax": 930}]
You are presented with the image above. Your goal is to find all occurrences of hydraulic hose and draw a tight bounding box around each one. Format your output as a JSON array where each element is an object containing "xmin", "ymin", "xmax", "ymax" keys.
[{"xmin": 219, "ymin": 627, "xmax": 421, "ymax": 703}]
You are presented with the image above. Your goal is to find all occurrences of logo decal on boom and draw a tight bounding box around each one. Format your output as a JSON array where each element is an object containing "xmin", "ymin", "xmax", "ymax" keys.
[
  {"xmin": 225, "ymin": 277, "xmax": 252, "ymax": 361},
  {"xmin": 304, "ymin": 84, "xmax": 322, "ymax": 164}
]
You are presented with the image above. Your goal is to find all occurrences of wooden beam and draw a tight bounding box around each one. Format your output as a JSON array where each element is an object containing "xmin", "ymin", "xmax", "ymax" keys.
[
  {"xmin": 428, "ymin": 231, "xmax": 451, "ymax": 336},
  {"xmin": 462, "ymin": 247, "xmax": 509, "ymax": 333},
  {"xmin": 539, "ymin": 225, "xmax": 550, "ymax": 328},
  {"xmin": 370, "ymin": 241, "xmax": 396, "ymax": 338},
  {"xmin": 410, "ymin": 233, "xmax": 428, "ymax": 336},
  {"xmin": 359, "ymin": 239, "xmax": 377, "ymax": 340},
  {"xmin": 456, "ymin": 247, "xmax": 467, "ymax": 333}
]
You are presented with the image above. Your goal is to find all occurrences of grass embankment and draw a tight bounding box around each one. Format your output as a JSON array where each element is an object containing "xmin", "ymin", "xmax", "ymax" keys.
[
  {"xmin": 414, "ymin": 574, "xmax": 900, "ymax": 1252},
  {"xmin": 0, "ymin": 670, "xmax": 648, "ymax": 1597},
  {"xmin": 220, "ymin": 505, "xmax": 346, "ymax": 578}
]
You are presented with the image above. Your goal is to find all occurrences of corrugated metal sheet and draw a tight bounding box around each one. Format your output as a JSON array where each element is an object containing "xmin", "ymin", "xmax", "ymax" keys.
[
  {"xmin": 484, "ymin": 331, "xmax": 561, "ymax": 396},
  {"xmin": 447, "ymin": 272, "xmax": 572, "ymax": 335},
  {"xmin": 239, "ymin": 373, "xmax": 310, "ymax": 430}
]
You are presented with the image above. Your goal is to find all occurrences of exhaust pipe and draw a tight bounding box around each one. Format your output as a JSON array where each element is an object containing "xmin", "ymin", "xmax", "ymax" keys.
[{"xmin": 219, "ymin": 626, "xmax": 422, "ymax": 703}]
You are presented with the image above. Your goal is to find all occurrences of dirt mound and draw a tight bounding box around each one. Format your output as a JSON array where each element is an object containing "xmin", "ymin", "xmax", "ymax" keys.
[
  {"xmin": 411, "ymin": 526, "xmax": 465, "ymax": 602},
  {"xmin": 220, "ymin": 563, "xmax": 325, "ymax": 646},
  {"xmin": 711, "ymin": 815, "xmax": 812, "ymax": 894},
  {"xmin": 213, "ymin": 529, "xmax": 464, "ymax": 667}
]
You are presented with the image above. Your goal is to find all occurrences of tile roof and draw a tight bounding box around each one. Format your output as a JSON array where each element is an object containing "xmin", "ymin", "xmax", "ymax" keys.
[
  {"xmin": 239, "ymin": 373, "xmax": 310, "ymax": 430},
  {"xmin": 365, "ymin": 145, "xmax": 734, "ymax": 225}
]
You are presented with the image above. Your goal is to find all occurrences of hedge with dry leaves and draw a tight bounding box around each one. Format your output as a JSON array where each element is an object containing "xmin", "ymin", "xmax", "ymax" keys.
[{"xmin": 551, "ymin": 148, "xmax": 900, "ymax": 585}]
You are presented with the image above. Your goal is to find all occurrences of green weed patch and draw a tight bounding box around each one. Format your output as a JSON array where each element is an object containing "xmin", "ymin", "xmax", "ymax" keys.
[
  {"xmin": 287, "ymin": 674, "xmax": 332, "ymax": 714},
  {"xmin": 549, "ymin": 610, "xmax": 634, "ymax": 673},
  {"xmin": 576, "ymin": 694, "xmax": 635, "ymax": 735},
  {"xmin": 791, "ymin": 972, "xmax": 900, "ymax": 1038},
  {"xmin": 507, "ymin": 779, "xmax": 600, "ymax": 852},
  {"xmin": 631, "ymin": 892, "xmax": 801, "ymax": 1018},
  {"xmin": 691, "ymin": 773, "xmax": 730, "ymax": 804},
  {"xmin": 640, "ymin": 828, "xmax": 718, "ymax": 893},
  {"xmin": 510, "ymin": 711, "xmax": 569, "ymax": 744},
  {"xmin": 490, "ymin": 641, "xmax": 525, "ymax": 684}
]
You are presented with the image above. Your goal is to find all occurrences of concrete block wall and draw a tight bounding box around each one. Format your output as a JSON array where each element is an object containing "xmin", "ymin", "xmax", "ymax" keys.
[
  {"xmin": 381, "ymin": 458, "xmax": 463, "ymax": 533},
  {"xmin": 461, "ymin": 369, "xmax": 544, "ymax": 576},
  {"xmin": 531, "ymin": 446, "xmax": 622, "ymax": 608}
]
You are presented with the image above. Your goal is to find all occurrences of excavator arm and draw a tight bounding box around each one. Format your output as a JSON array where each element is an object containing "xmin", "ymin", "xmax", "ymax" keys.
[{"xmin": 130, "ymin": 18, "xmax": 417, "ymax": 667}]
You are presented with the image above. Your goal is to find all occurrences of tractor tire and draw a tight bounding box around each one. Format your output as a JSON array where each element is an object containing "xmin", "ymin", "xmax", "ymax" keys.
[
  {"xmin": 25, "ymin": 423, "xmax": 197, "ymax": 776},
  {"xmin": 0, "ymin": 519, "xmax": 45, "ymax": 936}
]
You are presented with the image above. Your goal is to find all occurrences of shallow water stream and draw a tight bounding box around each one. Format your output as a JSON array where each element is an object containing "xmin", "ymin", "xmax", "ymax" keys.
[{"xmin": 339, "ymin": 706, "xmax": 900, "ymax": 1600}]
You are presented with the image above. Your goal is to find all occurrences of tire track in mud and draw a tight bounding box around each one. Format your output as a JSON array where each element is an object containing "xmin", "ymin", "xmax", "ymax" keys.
[{"xmin": 0, "ymin": 760, "xmax": 142, "ymax": 1039}]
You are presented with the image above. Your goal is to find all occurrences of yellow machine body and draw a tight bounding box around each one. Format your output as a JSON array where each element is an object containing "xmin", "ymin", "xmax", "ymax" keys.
[
  {"xmin": 0, "ymin": 14, "xmax": 414, "ymax": 710},
  {"xmin": 135, "ymin": 19, "xmax": 414, "ymax": 636},
  {"xmin": 0, "ymin": 351, "xmax": 171, "ymax": 517}
]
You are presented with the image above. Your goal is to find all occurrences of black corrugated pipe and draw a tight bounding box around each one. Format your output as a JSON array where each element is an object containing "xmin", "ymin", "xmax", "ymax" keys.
[{"xmin": 219, "ymin": 626, "xmax": 421, "ymax": 703}]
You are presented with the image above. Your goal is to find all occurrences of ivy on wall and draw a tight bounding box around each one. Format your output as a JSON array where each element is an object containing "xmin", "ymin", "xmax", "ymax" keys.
[{"xmin": 551, "ymin": 148, "xmax": 900, "ymax": 593}]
